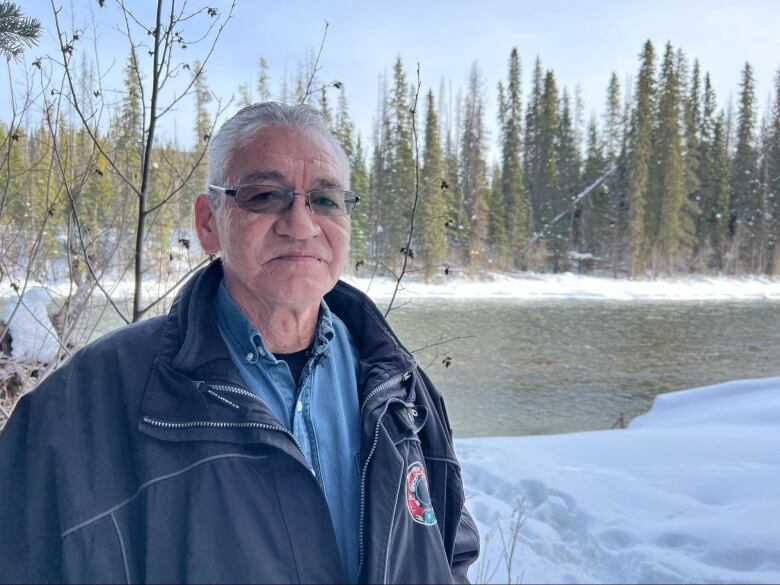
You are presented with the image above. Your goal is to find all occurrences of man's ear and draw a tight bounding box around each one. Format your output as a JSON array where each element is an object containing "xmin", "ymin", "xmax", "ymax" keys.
[{"xmin": 194, "ymin": 194, "xmax": 221, "ymax": 255}]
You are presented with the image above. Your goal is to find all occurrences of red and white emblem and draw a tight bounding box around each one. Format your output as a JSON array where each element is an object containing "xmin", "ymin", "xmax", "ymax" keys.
[{"xmin": 406, "ymin": 461, "xmax": 437, "ymax": 525}]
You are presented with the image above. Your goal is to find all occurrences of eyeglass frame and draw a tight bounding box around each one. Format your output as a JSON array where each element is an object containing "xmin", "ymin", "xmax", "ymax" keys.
[{"xmin": 207, "ymin": 183, "xmax": 361, "ymax": 218}]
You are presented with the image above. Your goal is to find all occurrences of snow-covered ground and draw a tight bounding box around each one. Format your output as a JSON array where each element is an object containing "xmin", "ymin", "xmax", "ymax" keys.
[
  {"xmin": 459, "ymin": 376, "xmax": 780, "ymax": 584},
  {"xmin": 1, "ymin": 287, "xmax": 60, "ymax": 362},
  {"xmin": 4, "ymin": 272, "xmax": 779, "ymax": 583},
  {"xmin": 3, "ymin": 271, "xmax": 780, "ymax": 306},
  {"xmin": 346, "ymin": 272, "xmax": 780, "ymax": 301}
]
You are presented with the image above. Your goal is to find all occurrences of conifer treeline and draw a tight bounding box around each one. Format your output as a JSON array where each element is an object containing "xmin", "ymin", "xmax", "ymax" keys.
[
  {"xmin": 2, "ymin": 40, "xmax": 780, "ymax": 280},
  {"xmin": 0, "ymin": 52, "xmax": 201, "ymax": 281},
  {"xmin": 354, "ymin": 41, "xmax": 780, "ymax": 277}
]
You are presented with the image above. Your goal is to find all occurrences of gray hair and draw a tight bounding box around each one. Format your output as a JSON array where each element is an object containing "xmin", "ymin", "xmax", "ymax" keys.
[{"xmin": 206, "ymin": 102, "xmax": 349, "ymax": 205}]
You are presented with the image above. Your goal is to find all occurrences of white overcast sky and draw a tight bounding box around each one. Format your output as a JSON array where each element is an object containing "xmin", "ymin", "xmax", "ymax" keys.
[{"xmin": 12, "ymin": 0, "xmax": 780, "ymax": 156}]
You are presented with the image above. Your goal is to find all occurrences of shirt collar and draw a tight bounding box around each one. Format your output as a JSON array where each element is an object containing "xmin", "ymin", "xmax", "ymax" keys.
[{"xmin": 216, "ymin": 278, "xmax": 335, "ymax": 365}]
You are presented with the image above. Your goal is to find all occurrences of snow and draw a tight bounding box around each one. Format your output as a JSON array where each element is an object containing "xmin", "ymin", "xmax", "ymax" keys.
[
  {"xmin": 1, "ymin": 287, "xmax": 60, "ymax": 363},
  {"xmin": 3, "ymin": 271, "xmax": 780, "ymax": 305},
  {"xmin": 2, "ymin": 273, "xmax": 779, "ymax": 581},
  {"xmin": 459, "ymin": 375, "xmax": 780, "ymax": 584},
  {"xmin": 344, "ymin": 272, "xmax": 780, "ymax": 301}
]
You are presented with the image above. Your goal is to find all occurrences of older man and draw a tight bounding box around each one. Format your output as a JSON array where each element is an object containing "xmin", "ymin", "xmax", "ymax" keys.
[{"xmin": 0, "ymin": 103, "xmax": 479, "ymax": 584}]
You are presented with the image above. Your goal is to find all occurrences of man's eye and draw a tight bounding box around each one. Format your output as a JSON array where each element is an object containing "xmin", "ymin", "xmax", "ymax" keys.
[
  {"xmin": 248, "ymin": 190, "xmax": 286, "ymax": 202},
  {"xmin": 312, "ymin": 196, "xmax": 338, "ymax": 207}
]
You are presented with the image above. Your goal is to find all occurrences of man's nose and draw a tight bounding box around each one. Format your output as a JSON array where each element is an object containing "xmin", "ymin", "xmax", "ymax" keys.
[{"xmin": 273, "ymin": 193, "xmax": 321, "ymax": 239}]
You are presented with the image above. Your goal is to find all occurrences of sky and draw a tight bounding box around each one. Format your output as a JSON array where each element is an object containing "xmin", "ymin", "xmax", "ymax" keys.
[{"xmin": 9, "ymin": 0, "xmax": 780, "ymax": 158}]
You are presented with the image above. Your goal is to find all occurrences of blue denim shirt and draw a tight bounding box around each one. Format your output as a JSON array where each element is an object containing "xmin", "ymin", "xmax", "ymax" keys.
[{"xmin": 215, "ymin": 280, "xmax": 361, "ymax": 584}]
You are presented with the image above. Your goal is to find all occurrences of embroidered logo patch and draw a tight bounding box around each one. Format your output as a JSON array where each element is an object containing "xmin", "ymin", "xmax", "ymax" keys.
[{"xmin": 406, "ymin": 462, "xmax": 436, "ymax": 525}]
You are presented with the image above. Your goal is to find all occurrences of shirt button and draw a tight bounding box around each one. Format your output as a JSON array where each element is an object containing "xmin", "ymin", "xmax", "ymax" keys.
[
  {"xmin": 311, "ymin": 469, "xmax": 316, "ymax": 477},
  {"xmin": 296, "ymin": 400, "xmax": 303, "ymax": 413},
  {"xmin": 244, "ymin": 352, "xmax": 255, "ymax": 362}
]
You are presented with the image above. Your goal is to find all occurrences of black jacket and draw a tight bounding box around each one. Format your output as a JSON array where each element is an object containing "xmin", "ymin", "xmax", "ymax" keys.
[{"xmin": 0, "ymin": 261, "xmax": 479, "ymax": 584}]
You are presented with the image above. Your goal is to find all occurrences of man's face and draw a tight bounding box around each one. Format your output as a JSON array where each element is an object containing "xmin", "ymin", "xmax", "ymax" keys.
[{"xmin": 195, "ymin": 125, "xmax": 351, "ymax": 314}]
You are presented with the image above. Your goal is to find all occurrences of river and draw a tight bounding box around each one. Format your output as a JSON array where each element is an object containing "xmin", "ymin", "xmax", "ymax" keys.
[{"xmin": 385, "ymin": 299, "xmax": 780, "ymax": 436}]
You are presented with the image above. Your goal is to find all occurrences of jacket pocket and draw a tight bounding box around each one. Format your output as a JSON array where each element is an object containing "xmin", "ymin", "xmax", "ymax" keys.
[
  {"xmin": 62, "ymin": 452, "xmax": 341, "ymax": 584},
  {"xmin": 62, "ymin": 514, "xmax": 130, "ymax": 584}
]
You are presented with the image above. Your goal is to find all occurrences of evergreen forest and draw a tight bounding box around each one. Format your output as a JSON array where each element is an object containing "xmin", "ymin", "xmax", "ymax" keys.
[{"xmin": 3, "ymin": 39, "xmax": 780, "ymax": 288}]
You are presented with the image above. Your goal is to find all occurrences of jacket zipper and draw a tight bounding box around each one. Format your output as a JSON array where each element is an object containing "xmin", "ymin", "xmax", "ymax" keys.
[
  {"xmin": 357, "ymin": 369, "xmax": 412, "ymax": 581},
  {"xmin": 360, "ymin": 370, "xmax": 412, "ymax": 416},
  {"xmin": 142, "ymin": 382, "xmax": 312, "ymax": 472}
]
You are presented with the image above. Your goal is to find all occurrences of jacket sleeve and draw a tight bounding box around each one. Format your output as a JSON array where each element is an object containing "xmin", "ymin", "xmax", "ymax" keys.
[
  {"xmin": 451, "ymin": 504, "xmax": 481, "ymax": 584},
  {"xmin": 0, "ymin": 386, "xmax": 64, "ymax": 583},
  {"xmin": 417, "ymin": 367, "xmax": 481, "ymax": 584}
]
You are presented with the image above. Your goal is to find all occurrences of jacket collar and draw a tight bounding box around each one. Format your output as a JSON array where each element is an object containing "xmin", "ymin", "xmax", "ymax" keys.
[{"xmin": 144, "ymin": 260, "xmax": 417, "ymax": 417}]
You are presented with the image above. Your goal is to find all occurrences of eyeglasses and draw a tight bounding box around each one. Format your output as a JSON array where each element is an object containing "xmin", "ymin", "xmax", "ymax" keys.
[{"xmin": 208, "ymin": 183, "xmax": 361, "ymax": 217}]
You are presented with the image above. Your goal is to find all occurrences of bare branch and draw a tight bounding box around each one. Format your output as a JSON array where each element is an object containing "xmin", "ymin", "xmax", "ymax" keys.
[
  {"xmin": 146, "ymin": 94, "xmax": 231, "ymax": 213},
  {"xmin": 42, "ymin": 106, "xmax": 131, "ymax": 325},
  {"xmin": 302, "ymin": 20, "xmax": 329, "ymax": 102},
  {"xmin": 385, "ymin": 62, "xmax": 422, "ymax": 317},
  {"xmin": 410, "ymin": 334, "xmax": 475, "ymax": 355},
  {"xmin": 49, "ymin": 1, "xmax": 140, "ymax": 198},
  {"xmin": 154, "ymin": 2, "xmax": 236, "ymax": 119},
  {"xmin": 137, "ymin": 256, "xmax": 209, "ymax": 318}
]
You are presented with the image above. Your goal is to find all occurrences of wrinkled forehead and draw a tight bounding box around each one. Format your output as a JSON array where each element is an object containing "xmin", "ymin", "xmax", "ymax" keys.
[{"xmin": 227, "ymin": 125, "xmax": 348, "ymax": 188}]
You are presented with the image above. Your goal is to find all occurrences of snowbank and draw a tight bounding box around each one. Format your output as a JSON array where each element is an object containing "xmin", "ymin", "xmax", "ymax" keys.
[
  {"xmin": 345, "ymin": 272, "xmax": 780, "ymax": 301},
  {"xmin": 459, "ymin": 376, "xmax": 780, "ymax": 584},
  {"xmin": 1, "ymin": 288, "xmax": 60, "ymax": 363},
  {"xmin": 4, "ymin": 271, "xmax": 780, "ymax": 305}
]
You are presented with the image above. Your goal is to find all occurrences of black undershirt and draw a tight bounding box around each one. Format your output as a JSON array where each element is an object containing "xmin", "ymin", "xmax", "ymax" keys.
[{"xmin": 274, "ymin": 348, "xmax": 310, "ymax": 386}]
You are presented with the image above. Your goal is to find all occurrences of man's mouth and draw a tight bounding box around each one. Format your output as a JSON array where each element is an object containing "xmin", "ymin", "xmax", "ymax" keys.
[{"xmin": 271, "ymin": 253, "xmax": 326, "ymax": 263}]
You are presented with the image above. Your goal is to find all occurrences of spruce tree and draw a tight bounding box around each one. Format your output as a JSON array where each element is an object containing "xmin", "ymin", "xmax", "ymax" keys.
[
  {"xmin": 192, "ymin": 62, "xmax": 212, "ymax": 194},
  {"xmin": 349, "ymin": 134, "xmax": 370, "ymax": 267},
  {"xmin": 710, "ymin": 112, "xmax": 732, "ymax": 270},
  {"xmin": 583, "ymin": 115, "xmax": 608, "ymax": 257},
  {"xmin": 237, "ymin": 83, "xmax": 252, "ymax": 107},
  {"xmin": 525, "ymin": 57, "xmax": 544, "ymax": 231},
  {"xmin": 730, "ymin": 62, "xmax": 762, "ymax": 272},
  {"xmin": 695, "ymin": 73, "xmax": 731, "ymax": 271},
  {"xmin": 420, "ymin": 90, "xmax": 448, "ymax": 279},
  {"xmin": 682, "ymin": 58, "xmax": 704, "ymax": 269},
  {"xmin": 625, "ymin": 40, "xmax": 656, "ymax": 275},
  {"xmin": 601, "ymin": 72, "xmax": 624, "ymax": 269},
  {"xmin": 603, "ymin": 72, "xmax": 623, "ymax": 161},
  {"xmin": 256, "ymin": 57, "xmax": 271, "ymax": 101},
  {"xmin": 319, "ymin": 87, "xmax": 332, "ymax": 127},
  {"xmin": 384, "ymin": 57, "xmax": 416, "ymax": 269},
  {"xmin": 368, "ymin": 75, "xmax": 390, "ymax": 261},
  {"xmin": 767, "ymin": 66, "xmax": 780, "ymax": 273},
  {"xmin": 1, "ymin": 124, "xmax": 29, "ymax": 241},
  {"xmin": 367, "ymin": 93, "xmax": 386, "ymax": 261},
  {"xmin": 0, "ymin": 1, "xmax": 41, "ymax": 60},
  {"xmin": 555, "ymin": 88, "xmax": 581, "ymax": 269},
  {"xmin": 443, "ymin": 89, "xmax": 462, "ymax": 252},
  {"xmin": 649, "ymin": 43, "xmax": 686, "ymax": 274},
  {"xmin": 334, "ymin": 86, "xmax": 355, "ymax": 160},
  {"xmin": 488, "ymin": 163, "xmax": 507, "ymax": 264},
  {"xmin": 459, "ymin": 62, "xmax": 490, "ymax": 267},
  {"xmin": 536, "ymin": 69, "xmax": 560, "ymax": 268},
  {"xmin": 113, "ymin": 49, "xmax": 144, "ymax": 266},
  {"xmin": 500, "ymin": 48, "xmax": 528, "ymax": 267}
]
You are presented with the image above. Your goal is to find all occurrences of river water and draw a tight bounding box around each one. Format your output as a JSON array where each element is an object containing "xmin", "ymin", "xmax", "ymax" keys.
[
  {"xmin": 9, "ymin": 286, "xmax": 780, "ymax": 438},
  {"xmin": 384, "ymin": 299, "xmax": 780, "ymax": 437}
]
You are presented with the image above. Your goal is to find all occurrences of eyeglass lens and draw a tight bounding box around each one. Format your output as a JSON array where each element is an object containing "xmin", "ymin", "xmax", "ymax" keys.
[{"xmin": 236, "ymin": 185, "xmax": 356, "ymax": 217}]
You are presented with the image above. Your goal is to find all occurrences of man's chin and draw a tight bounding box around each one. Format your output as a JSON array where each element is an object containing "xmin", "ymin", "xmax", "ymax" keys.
[{"xmin": 259, "ymin": 278, "xmax": 337, "ymax": 310}]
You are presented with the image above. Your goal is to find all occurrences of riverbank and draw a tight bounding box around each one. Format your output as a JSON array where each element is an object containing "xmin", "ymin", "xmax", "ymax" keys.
[
  {"xmin": 345, "ymin": 271, "xmax": 780, "ymax": 301},
  {"xmin": 459, "ymin": 375, "xmax": 780, "ymax": 583},
  {"xmin": 3, "ymin": 270, "xmax": 780, "ymax": 305}
]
